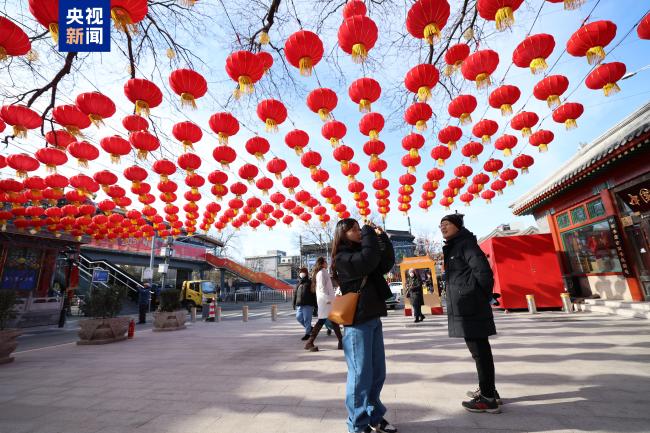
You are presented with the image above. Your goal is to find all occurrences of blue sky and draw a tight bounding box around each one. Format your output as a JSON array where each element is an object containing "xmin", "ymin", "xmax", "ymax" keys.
[{"xmin": 1, "ymin": 0, "xmax": 649, "ymax": 261}]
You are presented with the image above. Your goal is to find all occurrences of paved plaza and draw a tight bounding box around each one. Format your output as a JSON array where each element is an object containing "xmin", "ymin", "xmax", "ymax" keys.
[{"xmin": 1, "ymin": 307, "xmax": 649, "ymax": 433}]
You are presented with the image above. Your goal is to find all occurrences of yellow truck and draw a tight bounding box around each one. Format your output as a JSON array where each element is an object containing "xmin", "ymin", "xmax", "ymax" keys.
[{"xmin": 180, "ymin": 280, "xmax": 217, "ymax": 311}]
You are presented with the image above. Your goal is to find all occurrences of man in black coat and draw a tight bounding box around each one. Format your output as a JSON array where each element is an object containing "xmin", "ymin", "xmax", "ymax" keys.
[{"xmin": 441, "ymin": 213, "xmax": 501, "ymax": 414}]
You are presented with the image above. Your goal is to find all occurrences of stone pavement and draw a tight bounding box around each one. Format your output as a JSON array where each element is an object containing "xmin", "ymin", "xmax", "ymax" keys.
[{"xmin": 1, "ymin": 307, "xmax": 649, "ymax": 433}]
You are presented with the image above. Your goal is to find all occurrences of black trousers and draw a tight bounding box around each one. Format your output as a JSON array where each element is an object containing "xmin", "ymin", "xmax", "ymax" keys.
[
  {"xmin": 413, "ymin": 301, "xmax": 423, "ymax": 318},
  {"xmin": 138, "ymin": 304, "xmax": 147, "ymax": 324},
  {"xmin": 464, "ymin": 337, "xmax": 496, "ymax": 398}
]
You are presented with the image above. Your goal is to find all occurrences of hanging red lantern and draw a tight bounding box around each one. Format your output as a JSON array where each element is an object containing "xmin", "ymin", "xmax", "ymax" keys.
[
  {"xmin": 494, "ymin": 134, "xmax": 518, "ymax": 156},
  {"xmin": 94, "ymin": 170, "xmax": 118, "ymax": 193},
  {"xmin": 110, "ymin": 0, "xmax": 148, "ymax": 33},
  {"xmin": 459, "ymin": 192, "xmax": 474, "ymax": 206},
  {"xmin": 69, "ymin": 174, "xmax": 99, "ymax": 196},
  {"xmin": 405, "ymin": 64, "xmax": 440, "ymax": 102},
  {"xmin": 124, "ymin": 166, "xmax": 148, "ymax": 189},
  {"xmin": 404, "ymin": 102, "xmax": 433, "ymax": 131},
  {"xmin": 169, "ymin": 68, "xmax": 208, "ymax": 109},
  {"xmin": 28, "ymin": 0, "xmax": 59, "ymax": 43},
  {"xmin": 122, "ymin": 114, "xmax": 148, "ymax": 132},
  {"xmin": 472, "ymin": 172, "xmax": 490, "ymax": 188},
  {"xmin": 483, "ymin": 158, "xmax": 504, "ymax": 177},
  {"xmin": 45, "ymin": 130, "xmax": 75, "ymax": 149},
  {"xmin": 285, "ymin": 129, "xmax": 309, "ymax": 155},
  {"xmin": 478, "ymin": 0, "xmax": 524, "ymax": 31},
  {"xmin": 225, "ymin": 50, "xmax": 264, "ymax": 97},
  {"xmin": 510, "ymin": 111, "xmax": 539, "ymax": 138},
  {"xmin": 66, "ymin": 141, "xmax": 98, "ymax": 168},
  {"xmin": 638, "ymin": 12, "xmax": 650, "ymax": 40},
  {"xmin": 454, "ymin": 164, "xmax": 473, "ymax": 182},
  {"xmin": 311, "ymin": 169, "xmax": 330, "ymax": 188},
  {"xmin": 513, "ymin": 154, "xmax": 535, "ymax": 174},
  {"xmin": 427, "ymin": 168, "xmax": 445, "ymax": 187},
  {"xmin": 306, "ymin": 88, "xmax": 338, "ymax": 121},
  {"xmin": 481, "ymin": 189, "xmax": 496, "ymax": 203},
  {"xmin": 300, "ymin": 150, "xmax": 322, "ymax": 174},
  {"xmin": 341, "ymin": 161, "xmax": 360, "ymax": 182},
  {"xmin": 208, "ymin": 112, "xmax": 239, "ymax": 145},
  {"xmin": 444, "ymin": 43, "xmax": 470, "ymax": 76},
  {"xmin": 52, "ymin": 104, "xmax": 91, "ymax": 137},
  {"xmin": 513, "ymin": 34, "xmax": 555, "ymax": 74},
  {"xmin": 171, "ymin": 121, "xmax": 202, "ymax": 152},
  {"xmin": 553, "ymin": 102, "xmax": 584, "ymax": 130},
  {"xmin": 368, "ymin": 159, "xmax": 388, "ymax": 179},
  {"xmin": 7, "ymin": 154, "xmax": 38, "ymax": 178},
  {"xmin": 256, "ymin": 177, "xmax": 274, "ymax": 195},
  {"xmin": 406, "ymin": 0, "xmax": 451, "ymax": 45},
  {"xmin": 35, "ymin": 147, "xmax": 67, "ymax": 173},
  {"xmin": 0, "ymin": 105, "xmax": 42, "ymax": 137},
  {"xmin": 402, "ymin": 133, "xmax": 425, "ymax": 159},
  {"xmin": 333, "ymin": 145, "xmax": 355, "ymax": 170},
  {"xmin": 500, "ymin": 168, "xmax": 518, "ymax": 185},
  {"xmin": 100, "ymin": 135, "xmax": 131, "ymax": 164},
  {"xmin": 338, "ymin": 15, "xmax": 378, "ymax": 63},
  {"xmin": 585, "ymin": 62, "xmax": 626, "ymax": 96},
  {"xmin": 529, "ymin": 129, "xmax": 555, "ymax": 152},
  {"xmin": 124, "ymin": 78, "xmax": 163, "ymax": 117},
  {"xmin": 363, "ymin": 140, "xmax": 385, "ymax": 161},
  {"xmin": 461, "ymin": 49, "xmax": 499, "ymax": 88},
  {"xmin": 212, "ymin": 145, "xmax": 237, "ymax": 169},
  {"xmin": 533, "ymin": 74, "xmax": 569, "ymax": 108},
  {"xmin": 76, "ymin": 92, "xmax": 116, "ymax": 126},
  {"xmin": 488, "ymin": 85, "xmax": 521, "ymax": 116},
  {"xmin": 256, "ymin": 99, "xmax": 287, "ymax": 132},
  {"xmin": 257, "ymin": 51, "xmax": 273, "ymax": 75},
  {"xmin": 402, "ymin": 154, "xmax": 422, "ymax": 174},
  {"xmin": 245, "ymin": 136, "xmax": 270, "ymax": 160},
  {"xmin": 322, "ymin": 120, "xmax": 347, "ymax": 147},
  {"xmin": 438, "ymin": 125, "xmax": 462, "ymax": 151},
  {"xmin": 282, "ymin": 175, "xmax": 300, "ymax": 194},
  {"xmin": 348, "ymin": 77, "xmax": 381, "ymax": 112},
  {"xmin": 491, "ymin": 179, "xmax": 506, "ymax": 195},
  {"xmin": 472, "ymin": 119, "xmax": 498, "ymax": 144},
  {"xmin": 129, "ymin": 131, "xmax": 160, "ymax": 160},
  {"xmin": 430, "ymin": 145, "xmax": 451, "ymax": 166},
  {"xmin": 567, "ymin": 20, "xmax": 617, "ymax": 65},
  {"xmin": 545, "ymin": 0, "xmax": 585, "ymax": 10},
  {"xmin": 153, "ymin": 159, "xmax": 176, "ymax": 182},
  {"xmin": 0, "ymin": 17, "xmax": 31, "ymax": 61},
  {"xmin": 461, "ymin": 141, "xmax": 484, "ymax": 163},
  {"xmin": 448, "ymin": 94, "xmax": 477, "ymax": 125},
  {"xmin": 238, "ymin": 164, "xmax": 259, "ymax": 184},
  {"xmin": 266, "ymin": 157, "xmax": 287, "ymax": 180},
  {"xmin": 284, "ymin": 30, "xmax": 324, "ymax": 76},
  {"xmin": 359, "ymin": 112, "xmax": 384, "ymax": 140},
  {"xmin": 343, "ymin": 0, "xmax": 367, "ymax": 18},
  {"xmin": 177, "ymin": 152, "xmax": 201, "ymax": 175}
]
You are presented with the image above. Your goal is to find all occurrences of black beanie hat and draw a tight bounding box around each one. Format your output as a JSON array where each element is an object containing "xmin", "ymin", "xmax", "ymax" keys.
[{"xmin": 440, "ymin": 213, "xmax": 464, "ymax": 230}]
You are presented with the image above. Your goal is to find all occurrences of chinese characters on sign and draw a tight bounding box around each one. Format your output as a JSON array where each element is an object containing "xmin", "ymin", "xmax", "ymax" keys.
[
  {"xmin": 607, "ymin": 217, "xmax": 632, "ymax": 277},
  {"xmin": 59, "ymin": 0, "xmax": 110, "ymax": 52},
  {"xmin": 617, "ymin": 180, "xmax": 650, "ymax": 214}
]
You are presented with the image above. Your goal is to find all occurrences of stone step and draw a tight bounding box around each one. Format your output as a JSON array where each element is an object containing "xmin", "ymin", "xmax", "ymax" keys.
[
  {"xmin": 583, "ymin": 304, "xmax": 650, "ymax": 320},
  {"xmin": 584, "ymin": 299, "xmax": 650, "ymax": 312}
]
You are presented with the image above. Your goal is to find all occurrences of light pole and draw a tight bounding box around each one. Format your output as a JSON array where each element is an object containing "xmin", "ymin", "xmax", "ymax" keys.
[
  {"xmin": 159, "ymin": 237, "xmax": 174, "ymax": 292},
  {"xmin": 58, "ymin": 246, "xmax": 78, "ymax": 328}
]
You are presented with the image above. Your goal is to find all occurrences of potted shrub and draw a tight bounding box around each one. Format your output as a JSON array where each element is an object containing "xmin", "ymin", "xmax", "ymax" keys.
[
  {"xmin": 153, "ymin": 289, "xmax": 186, "ymax": 332},
  {"xmin": 78, "ymin": 285, "xmax": 129, "ymax": 345},
  {"xmin": 0, "ymin": 290, "xmax": 20, "ymax": 364}
]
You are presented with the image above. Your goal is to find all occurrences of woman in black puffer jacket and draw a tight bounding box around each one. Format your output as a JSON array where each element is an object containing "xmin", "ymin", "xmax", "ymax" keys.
[{"xmin": 331, "ymin": 218, "xmax": 397, "ymax": 433}]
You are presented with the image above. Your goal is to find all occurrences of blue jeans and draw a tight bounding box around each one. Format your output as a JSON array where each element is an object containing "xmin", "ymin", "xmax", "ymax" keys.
[
  {"xmin": 295, "ymin": 305, "xmax": 313, "ymax": 335},
  {"xmin": 343, "ymin": 318, "xmax": 387, "ymax": 433}
]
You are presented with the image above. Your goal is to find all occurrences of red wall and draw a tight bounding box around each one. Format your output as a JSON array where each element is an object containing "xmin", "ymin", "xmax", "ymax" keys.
[{"xmin": 480, "ymin": 234, "xmax": 565, "ymax": 309}]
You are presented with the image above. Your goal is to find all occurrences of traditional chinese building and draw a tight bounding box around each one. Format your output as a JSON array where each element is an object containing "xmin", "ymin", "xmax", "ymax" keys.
[{"xmin": 510, "ymin": 102, "xmax": 650, "ymax": 302}]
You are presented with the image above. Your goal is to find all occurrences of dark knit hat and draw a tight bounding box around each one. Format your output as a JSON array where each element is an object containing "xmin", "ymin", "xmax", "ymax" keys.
[{"xmin": 440, "ymin": 213, "xmax": 464, "ymax": 229}]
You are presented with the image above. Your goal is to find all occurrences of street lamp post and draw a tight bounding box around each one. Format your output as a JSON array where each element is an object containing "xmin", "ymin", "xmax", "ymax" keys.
[
  {"xmin": 159, "ymin": 237, "xmax": 174, "ymax": 291},
  {"xmin": 58, "ymin": 246, "xmax": 78, "ymax": 328}
]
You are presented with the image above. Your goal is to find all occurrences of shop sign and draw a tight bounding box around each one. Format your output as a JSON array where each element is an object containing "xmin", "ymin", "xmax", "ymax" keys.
[
  {"xmin": 607, "ymin": 217, "xmax": 632, "ymax": 277},
  {"xmin": 617, "ymin": 180, "xmax": 650, "ymax": 213}
]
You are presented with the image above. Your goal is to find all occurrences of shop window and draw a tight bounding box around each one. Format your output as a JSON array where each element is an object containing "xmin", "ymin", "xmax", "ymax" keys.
[
  {"xmin": 557, "ymin": 213, "xmax": 570, "ymax": 229},
  {"xmin": 561, "ymin": 220, "xmax": 622, "ymax": 274},
  {"xmin": 587, "ymin": 199, "xmax": 606, "ymax": 219},
  {"xmin": 570, "ymin": 206, "xmax": 587, "ymax": 225}
]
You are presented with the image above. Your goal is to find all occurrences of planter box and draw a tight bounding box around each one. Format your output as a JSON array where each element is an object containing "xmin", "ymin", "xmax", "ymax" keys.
[
  {"xmin": 153, "ymin": 311, "xmax": 186, "ymax": 332},
  {"xmin": 77, "ymin": 317, "xmax": 129, "ymax": 345},
  {"xmin": 0, "ymin": 329, "xmax": 21, "ymax": 365}
]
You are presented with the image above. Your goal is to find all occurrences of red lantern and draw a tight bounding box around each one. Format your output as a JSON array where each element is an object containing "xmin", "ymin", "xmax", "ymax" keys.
[
  {"xmin": 333, "ymin": 145, "xmax": 355, "ymax": 169},
  {"xmin": 427, "ymin": 168, "xmax": 445, "ymax": 187},
  {"xmin": 282, "ymin": 175, "xmax": 300, "ymax": 194},
  {"xmin": 488, "ymin": 85, "xmax": 521, "ymax": 116},
  {"xmin": 256, "ymin": 99, "xmax": 287, "ymax": 132},
  {"xmin": 448, "ymin": 94, "xmax": 477, "ymax": 125},
  {"xmin": 478, "ymin": 0, "xmax": 524, "ymax": 31},
  {"xmin": 238, "ymin": 164, "xmax": 259, "ymax": 184},
  {"xmin": 402, "ymin": 133, "xmax": 425, "ymax": 159},
  {"xmin": 225, "ymin": 51, "xmax": 264, "ymax": 97},
  {"xmin": 431, "ymin": 145, "xmax": 451, "ymax": 166},
  {"xmin": 124, "ymin": 78, "xmax": 163, "ymax": 117},
  {"xmin": 405, "ymin": 64, "xmax": 439, "ymax": 101},
  {"xmin": 212, "ymin": 145, "xmax": 237, "ymax": 169},
  {"xmin": 177, "ymin": 153, "xmax": 201, "ymax": 176},
  {"xmin": 638, "ymin": 12, "xmax": 650, "ymax": 40},
  {"xmin": 500, "ymin": 168, "xmax": 518, "ymax": 185},
  {"xmin": 0, "ymin": 105, "xmax": 42, "ymax": 137},
  {"xmin": 338, "ymin": 15, "xmax": 378, "ymax": 63},
  {"xmin": 348, "ymin": 77, "xmax": 381, "ymax": 112},
  {"xmin": 461, "ymin": 49, "xmax": 499, "ymax": 88},
  {"xmin": 266, "ymin": 157, "xmax": 287, "ymax": 180},
  {"xmin": 438, "ymin": 125, "xmax": 462, "ymax": 151},
  {"xmin": 444, "ymin": 43, "xmax": 470, "ymax": 76},
  {"xmin": 359, "ymin": 112, "xmax": 384, "ymax": 140},
  {"xmin": 29, "ymin": 0, "xmax": 59, "ymax": 42},
  {"xmin": 491, "ymin": 179, "xmax": 506, "ymax": 195},
  {"xmin": 100, "ymin": 135, "xmax": 131, "ymax": 164},
  {"xmin": 513, "ymin": 34, "xmax": 555, "ymax": 74},
  {"xmin": 169, "ymin": 68, "xmax": 208, "ymax": 108},
  {"xmin": 76, "ymin": 92, "xmax": 116, "ymax": 126},
  {"xmin": 322, "ymin": 121, "xmax": 347, "ymax": 147},
  {"xmin": 553, "ymin": 102, "xmax": 584, "ymax": 130},
  {"xmin": 472, "ymin": 119, "xmax": 498, "ymax": 144},
  {"xmin": 585, "ymin": 62, "xmax": 626, "ymax": 96},
  {"xmin": 0, "ymin": 17, "xmax": 31, "ymax": 61},
  {"xmin": 285, "ymin": 129, "xmax": 309, "ymax": 155},
  {"xmin": 545, "ymin": 0, "xmax": 585, "ymax": 10},
  {"xmin": 110, "ymin": 0, "xmax": 148, "ymax": 33},
  {"xmin": 129, "ymin": 131, "xmax": 160, "ymax": 160},
  {"xmin": 258, "ymin": 51, "xmax": 273, "ymax": 74},
  {"xmin": 454, "ymin": 164, "xmax": 473, "ymax": 182},
  {"xmin": 513, "ymin": 154, "xmax": 535, "ymax": 174},
  {"xmin": 404, "ymin": 102, "xmax": 433, "ymax": 131},
  {"xmin": 66, "ymin": 141, "xmax": 98, "ymax": 168},
  {"xmin": 481, "ymin": 189, "xmax": 496, "ymax": 203},
  {"xmin": 341, "ymin": 161, "xmax": 360, "ymax": 181},
  {"xmin": 122, "ymin": 115, "xmax": 148, "ymax": 132},
  {"xmin": 311, "ymin": 169, "xmax": 330, "ymax": 188},
  {"xmin": 529, "ymin": 129, "xmax": 555, "ymax": 152},
  {"xmin": 368, "ymin": 159, "xmax": 387, "ymax": 179},
  {"xmin": 284, "ymin": 30, "xmax": 324, "ymax": 76},
  {"xmin": 401, "ymin": 154, "xmax": 422, "ymax": 174},
  {"xmin": 406, "ymin": 0, "xmax": 451, "ymax": 45},
  {"xmin": 363, "ymin": 140, "xmax": 385, "ymax": 161},
  {"xmin": 306, "ymin": 88, "xmax": 338, "ymax": 121},
  {"xmin": 483, "ymin": 158, "xmax": 504, "ymax": 177},
  {"xmin": 256, "ymin": 177, "xmax": 274, "ymax": 195},
  {"xmin": 52, "ymin": 104, "xmax": 91, "ymax": 137},
  {"xmin": 172, "ymin": 121, "xmax": 202, "ymax": 151},
  {"xmin": 45, "ymin": 130, "xmax": 75, "ymax": 149},
  {"xmin": 301, "ymin": 150, "xmax": 322, "ymax": 174},
  {"xmin": 472, "ymin": 173, "xmax": 490, "ymax": 188},
  {"xmin": 7, "ymin": 153, "xmax": 39, "ymax": 178},
  {"xmin": 460, "ymin": 192, "xmax": 474, "ymax": 206},
  {"xmin": 494, "ymin": 134, "xmax": 518, "ymax": 156},
  {"xmin": 35, "ymin": 147, "xmax": 67, "ymax": 173},
  {"xmin": 343, "ymin": 0, "xmax": 367, "ymax": 18},
  {"xmin": 124, "ymin": 166, "xmax": 148, "ymax": 188},
  {"xmin": 510, "ymin": 111, "xmax": 539, "ymax": 138},
  {"xmin": 461, "ymin": 141, "xmax": 484, "ymax": 163},
  {"xmin": 94, "ymin": 170, "xmax": 118, "ymax": 191},
  {"xmin": 153, "ymin": 159, "xmax": 176, "ymax": 182},
  {"xmin": 69, "ymin": 174, "xmax": 99, "ymax": 196},
  {"xmin": 533, "ymin": 74, "xmax": 569, "ymax": 108},
  {"xmin": 245, "ymin": 136, "xmax": 270, "ymax": 160},
  {"xmin": 567, "ymin": 20, "xmax": 617, "ymax": 65},
  {"xmin": 209, "ymin": 112, "xmax": 239, "ymax": 144}
]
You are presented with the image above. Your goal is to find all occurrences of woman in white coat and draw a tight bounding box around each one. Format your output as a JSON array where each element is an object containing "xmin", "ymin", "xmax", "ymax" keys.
[{"xmin": 304, "ymin": 256, "xmax": 343, "ymax": 352}]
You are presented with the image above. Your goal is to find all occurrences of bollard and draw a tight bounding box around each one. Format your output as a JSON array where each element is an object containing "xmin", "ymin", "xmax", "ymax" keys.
[
  {"xmin": 561, "ymin": 293, "xmax": 573, "ymax": 313},
  {"xmin": 271, "ymin": 304, "xmax": 277, "ymax": 321},
  {"xmin": 206, "ymin": 300, "xmax": 216, "ymax": 322},
  {"xmin": 216, "ymin": 306, "xmax": 222, "ymax": 322},
  {"xmin": 190, "ymin": 306, "xmax": 197, "ymax": 322},
  {"xmin": 242, "ymin": 305, "xmax": 249, "ymax": 322},
  {"xmin": 127, "ymin": 319, "xmax": 135, "ymax": 339},
  {"xmin": 526, "ymin": 294, "xmax": 538, "ymax": 314},
  {"xmin": 259, "ymin": 292, "xmax": 262, "ymax": 303}
]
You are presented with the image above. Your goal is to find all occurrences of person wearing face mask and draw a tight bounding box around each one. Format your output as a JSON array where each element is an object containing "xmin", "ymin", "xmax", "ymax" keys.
[
  {"xmin": 293, "ymin": 267, "xmax": 316, "ymax": 341},
  {"xmin": 405, "ymin": 269, "xmax": 425, "ymax": 323}
]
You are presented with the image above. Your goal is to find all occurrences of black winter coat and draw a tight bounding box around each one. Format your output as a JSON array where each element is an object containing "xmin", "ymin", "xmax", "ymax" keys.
[
  {"xmin": 443, "ymin": 228, "xmax": 496, "ymax": 338},
  {"xmin": 293, "ymin": 277, "xmax": 315, "ymax": 308},
  {"xmin": 405, "ymin": 274, "xmax": 424, "ymax": 306},
  {"xmin": 334, "ymin": 225, "xmax": 395, "ymax": 325}
]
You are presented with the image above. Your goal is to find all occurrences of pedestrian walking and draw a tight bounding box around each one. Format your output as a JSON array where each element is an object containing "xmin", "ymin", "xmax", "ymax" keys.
[
  {"xmin": 304, "ymin": 256, "xmax": 343, "ymax": 352},
  {"xmin": 138, "ymin": 283, "xmax": 151, "ymax": 324},
  {"xmin": 440, "ymin": 213, "xmax": 502, "ymax": 414},
  {"xmin": 292, "ymin": 267, "xmax": 316, "ymax": 340},
  {"xmin": 331, "ymin": 218, "xmax": 397, "ymax": 433},
  {"xmin": 405, "ymin": 269, "xmax": 425, "ymax": 323}
]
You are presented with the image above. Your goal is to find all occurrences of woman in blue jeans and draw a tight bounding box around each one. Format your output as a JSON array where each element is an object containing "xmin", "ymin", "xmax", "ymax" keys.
[{"xmin": 331, "ymin": 218, "xmax": 396, "ymax": 433}]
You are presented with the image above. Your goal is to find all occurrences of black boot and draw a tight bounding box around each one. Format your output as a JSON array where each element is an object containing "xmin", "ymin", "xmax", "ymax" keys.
[
  {"xmin": 305, "ymin": 321, "xmax": 325, "ymax": 351},
  {"xmin": 333, "ymin": 324, "xmax": 343, "ymax": 350}
]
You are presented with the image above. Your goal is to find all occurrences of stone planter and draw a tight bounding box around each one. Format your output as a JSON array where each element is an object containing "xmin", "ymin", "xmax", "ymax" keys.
[
  {"xmin": 0, "ymin": 329, "xmax": 21, "ymax": 365},
  {"xmin": 153, "ymin": 310, "xmax": 186, "ymax": 332},
  {"xmin": 77, "ymin": 317, "xmax": 129, "ymax": 345}
]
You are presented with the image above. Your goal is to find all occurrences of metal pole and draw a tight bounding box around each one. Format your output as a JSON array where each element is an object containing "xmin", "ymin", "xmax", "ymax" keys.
[{"xmin": 148, "ymin": 235, "xmax": 156, "ymax": 283}]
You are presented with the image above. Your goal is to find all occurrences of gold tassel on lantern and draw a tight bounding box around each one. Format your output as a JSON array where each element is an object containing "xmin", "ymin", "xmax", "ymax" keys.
[
  {"xmin": 500, "ymin": 103, "xmax": 513, "ymax": 116},
  {"xmin": 437, "ymin": 158, "xmax": 445, "ymax": 167},
  {"xmin": 482, "ymin": 135, "xmax": 491, "ymax": 144},
  {"xmin": 529, "ymin": 57, "xmax": 548, "ymax": 74},
  {"xmin": 369, "ymin": 130, "xmax": 379, "ymax": 140},
  {"xmin": 538, "ymin": 143, "xmax": 548, "ymax": 152},
  {"xmin": 447, "ymin": 141, "xmax": 457, "ymax": 151},
  {"xmin": 521, "ymin": 127, "xmax": 531, "ymax": 138},
  {"xmin": 298, "ymin": 56, "xmax": 314, "ymax": 76},
  {"xmin": 417, "ymin": 86, "xmax": 431, "ymax": 102},
  {"xmin": 265, "ymin": 118, "xmax": 278, "ymax": 133},
  {"xmin": 409, "ymin": 148, "xmax": 419, "ymax": 159},
  {"xmin": 416, "ymin": 120, "xmax": 427, "ymax": 131},
  {"xmin": 475, "ymin": 73, "xmax": 491, "ymax": 89},
  {"xmin": 48, "ymin": 23, "xmax": 59, "ymax": 43},
  {"xmin": 259, "ymin": 31, "xmax": 270, "ymax": 45},
  {"xmin": 65, "ymin": 125, "xmax": 83, "ymax": 138},
  {"xmin": 503, "ymin": 148, "xmax": 512, "ymax": 157},
  {"xmin": 374, "ymin": 171, "xmax": 382, "ymax": 179},
  {"xmin": 359, "ymin": 99, "xmax": 371, "ymax": 113},
  {"xmin": 424, "ymin": 23, "xmax": 441, "ymax": 44},
  {"xmin": 470, "ymin": 155, "xmax": 478, "ymax": 163},
  {"xmin": 135, "ymin": 100, "xmax": 151, "ymax": 117},
  {"xmin": 89, "ymin": 114, "xmax": 105, "ymax": 127},
  {"xmin": 495, "ymin": 7, "xmax": 515, "ymax": 31},
  {"xmin": 254, "ymin": 152, "xmax": 265, "ymax": 161},
  {"xmin": 26, "ymin": 49, "xmax": 39, "ymax": 62},
  {"xmin": 463, "ymin": 27, "xmax": 474, "ymax": 40},
  {"xmin": 330, "ymin": 138, "xmax": 339, "ymax": 148},
  {"xmin": 217, "ymin": 132, "xmax": 229, "ymax": 145},
  {"xmin": 166, "ymin": 48, "xmax": 176, "ymax": 59},
  {"xmin": 0, "ymin": 47, "xmax": 7, "ymax": 61},
  {"xmin": 443, "ymin": 64, "xmax": 455, "ymax": 76},
  {"xmin": 110, "ymin": 154, "xmax": 122, "ymax": 164},
  {"xmin": 237, "ymin": 75, "xmax": 254, "ymax": 95},
  {"xmin": 12, "ymin": 125, "xmax": 27, "ymax": 138},
  {"xmin": 77, "ymin": 158, "xmax": 89, "ymax": 168},
  {"xmin": 408, "ymin": 166, "xmax": 416, "ymax": 174},
  {"xmin": 546, "ymin": 95, "xmax": 561, "ymax": 109},
  {"xmin": 180, "ymin": 92, "xmax": 197, "ymax": 109},
  {"xmin": 603, "ymin": 82, "xmax": 621, "ymax": 96},
  {"xmin": 586, "ymin": 46, "xmax": 605, "ymax": 65},
  {"xmin": 352, "ymin": 43, "xmax": 368, "ymax": 63},
  {"xmin": 521, "ymin": 167, "xmax": 529, "ymax": 174},
  {"xmin": 111, "ymin": 7, "xmax": 137, "ymax": 34},
  {"xmin": 460, "ymin": 113, "xmax": 472, "ymax": 125},
  {"xmin": 182, "ymin": 140, "xmax": 194, "ymax": 152},
  {"xmin": 317, "ymin": 108, "xmax": 331, "ymax": 121},
  {"xmin": 294, "ymin": 147, "xmax": 304, "ymax": 156},
  {"xmin": 564, "ymin": 0, "xmax": 585, "ymax": 10},
  {"xmin": 564, "ymin": 118, "xmax": 578, "ymax": 130},
  {"xmin": 137, "ymin": 150, "xmax": 148, "ymax": 160}
]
